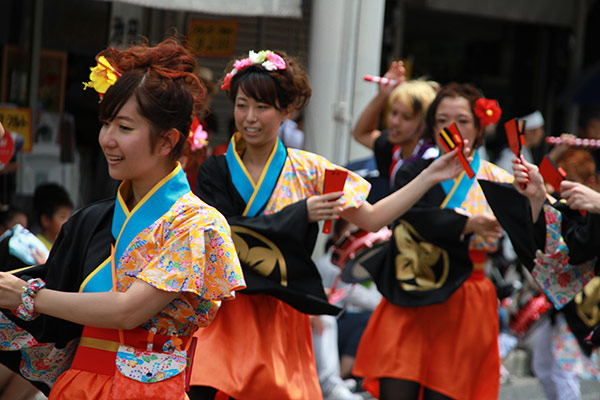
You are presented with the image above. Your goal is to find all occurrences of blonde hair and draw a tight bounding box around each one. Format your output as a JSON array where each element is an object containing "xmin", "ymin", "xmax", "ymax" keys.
[{"xmin": 388, "ymin": 79, "xmax": 439, "ymax": 121}]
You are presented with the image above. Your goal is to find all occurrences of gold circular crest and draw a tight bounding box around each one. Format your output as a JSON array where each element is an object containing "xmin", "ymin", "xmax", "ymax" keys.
[{"xmin": 393, "ymin": 220, "xmax": 449, "ymax": 291}]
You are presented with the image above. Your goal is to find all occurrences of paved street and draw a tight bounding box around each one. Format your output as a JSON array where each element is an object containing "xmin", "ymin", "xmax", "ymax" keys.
[{"xmin": 500, "ymin": 377, "xmax": 599, "ymax": 400}]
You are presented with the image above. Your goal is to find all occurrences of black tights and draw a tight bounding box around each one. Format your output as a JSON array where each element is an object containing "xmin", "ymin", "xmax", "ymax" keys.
[
  {"xmin": 187, "ymin": 386, "xmax": 235, "ymax": 400},
  {"xmin": 379, "ymin": 378, "xmax": 454, "ymax": 400}
]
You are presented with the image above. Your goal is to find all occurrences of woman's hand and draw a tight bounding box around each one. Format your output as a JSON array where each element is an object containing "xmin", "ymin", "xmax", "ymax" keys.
[
  {"xmin": 463, "ymin": 213, "xmax": 502, "ymax": 241},
  {"xmin": 512, "ymin": 155, "xmax": 545, "ymax": 198},
  {"xmin": 560, "ymin": 181, "xmax": 600, "ymax": 213},
  {"xmin": 0, "ymin": 272, "xmax": 27, "ymax": 309},
  {"xmin": 31, "ymin": 248, "xmax": 48, "ymax": 265},
  {"xmin": 307, "ymin": 192, "xmax": 344, "ymax": 223},
  {"xmin": 378, "ymin": 60, "xmax": 406, "ymax": 97},
  {"xmin": 424, "ymin": 143, "xmax": 472, "ymax": 184},
  {"xmin": 547, "ymin": 133, "xmax": 576, "ymax": 162},
  {"xmin": 512, "ymin": 155, "xmax": 546, "ymax": 221}
]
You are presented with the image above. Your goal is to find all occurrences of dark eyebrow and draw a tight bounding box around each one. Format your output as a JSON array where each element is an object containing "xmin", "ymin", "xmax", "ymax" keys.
[{"xmin": 114, "ymin": 115, "xmax": 136, "ymax": 123}]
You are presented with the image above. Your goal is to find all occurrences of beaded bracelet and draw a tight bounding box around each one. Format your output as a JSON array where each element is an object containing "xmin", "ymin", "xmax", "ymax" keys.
[{"xmin": 16, "ymin": 278, "xmax": 46, "ymax": 321}]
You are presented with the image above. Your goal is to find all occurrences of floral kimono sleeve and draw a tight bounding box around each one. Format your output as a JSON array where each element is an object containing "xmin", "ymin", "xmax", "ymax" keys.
[{"xmin": 532, "ymin": 204, "xmax": 595, "ymax": 309}]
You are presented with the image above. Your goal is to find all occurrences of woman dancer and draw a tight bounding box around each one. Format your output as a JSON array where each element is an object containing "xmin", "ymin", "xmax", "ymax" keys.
[
  {"xmin": 353, "ymin": 61, "xmax": 439, "ymax": 190},
  {"xmin": 354, "ymin": 83, "xmax": 511, "ymax": 400},
  {"xmin": 0, "ymin": 38, "xmax": 244, "ymax": 398},
  {"xmin": 188, "ymin": 51, "xmax": 470, "ymax": 400}
]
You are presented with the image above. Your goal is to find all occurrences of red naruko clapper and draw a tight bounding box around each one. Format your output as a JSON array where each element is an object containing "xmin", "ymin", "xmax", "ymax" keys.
[
  {"xmin": 437, "ymin": 122, "xmax": 474, "ymax": 179},
  {"xmin": 540, "ymin": 156, "xmax": 586, "ymax": 216},
  {"xmin": 505, "ymin": 118, "xmax": 527, "ymax": 189},
  {"xmin": 322, "ymin": 169, "xmax": 348, "ymax": 234}
]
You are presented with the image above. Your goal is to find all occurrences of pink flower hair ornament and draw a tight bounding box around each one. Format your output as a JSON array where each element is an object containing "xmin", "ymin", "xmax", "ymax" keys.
[
  {"xmin": 221, "ymin": 50, "xmax": 286, "ymax": 91},
  {"xmin": 474, "ymin": 98, "xmax": 502, "ymax": 127},
  {"xmin": 82, "ymin": 56, "xmax": 121, "ymax": 100},
  {"xmin": 188, "ymin": 117, "xmax": 208, "ymax": 151}
]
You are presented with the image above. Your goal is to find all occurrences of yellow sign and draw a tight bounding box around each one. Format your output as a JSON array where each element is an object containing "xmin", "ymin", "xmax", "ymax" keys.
[
  {"xmin": 187, "ymin": 20, "xmax": 239, "ymax": 57},
  {"xmin": 0, "ymin": 107, "xmax": 32, "ymax": 152}
]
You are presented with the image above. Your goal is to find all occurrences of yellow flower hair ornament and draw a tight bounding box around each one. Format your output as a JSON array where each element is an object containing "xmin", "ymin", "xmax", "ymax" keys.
[{"xmin": 83, "ymin": 56, "xmax": 121, "ymax": 99}]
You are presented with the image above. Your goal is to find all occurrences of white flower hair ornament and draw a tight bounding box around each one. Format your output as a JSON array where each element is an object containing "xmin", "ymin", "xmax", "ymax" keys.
[{"xmin": 221, "ymin": 50, "xmax": 286, "ymax": 91}]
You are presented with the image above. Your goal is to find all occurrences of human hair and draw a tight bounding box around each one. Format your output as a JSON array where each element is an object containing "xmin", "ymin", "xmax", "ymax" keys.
[
  {"xmin": 224, "ymin": 50, "xmax": 311, "ymax": 111},
  {"xmin": 388, "ymin": 79, "xmax": 439, "ymax": 121},
  {"xmin": 98, "ymin": 38, "xmax": 207, "ymax": 160},
  {"xmin": 0, "ymin": 204, "xmax": 27, "ymax": 230},
  {"xmin": 423, "ymin": 82, "xmax": 485, "ymax": 148},
  {"xmin": 556, "ymin": 149, "xmax": 596, "ymax": 187},
  {"xmin": 33, "ymin": 183, "xmax": 73, "ymax": 225}
]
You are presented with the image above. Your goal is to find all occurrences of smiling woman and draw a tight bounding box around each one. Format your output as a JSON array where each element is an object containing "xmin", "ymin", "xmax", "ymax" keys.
[
  {"xmin": 352, "ymin": 61, "xmax": 439, "ymax": 191},
  {"xmin": 0, "ymin": 38, "xmax": 245, "ymax": 399},
  {"xmin": 353, "ymin": 83, "xmax": 511, "ymax": 400},
  {"xmin": 188, "ymin": 51, "xmax": 471, "ymax": 400}
]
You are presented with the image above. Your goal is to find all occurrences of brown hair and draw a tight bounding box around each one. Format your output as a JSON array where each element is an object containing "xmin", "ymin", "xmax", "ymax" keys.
[
  {"xmin": 423, "ymin": 82, "xmax": 485, "ymax": 148},
  {"xmin": 223, "ymin": 50, "xmax": 311, "ymax": 111},
  {"xmin": 556, "ymin": 149, "xmax": 597, "ymax": 187},
  {"xmin": 98, "ymin": 38, "xmax": 206, "ymax": 160}
]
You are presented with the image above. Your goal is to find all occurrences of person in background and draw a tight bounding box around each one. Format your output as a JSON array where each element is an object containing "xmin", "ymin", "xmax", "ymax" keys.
[
  {"xmin": 354, "ymin": 83, "xmax": 510, "ymax": 400},
  {"xmin": 577, "ymin": 106, "xmax": 600, "ymax": 183},
  {"xmin": 0, "ymin": 204, "xmax": 42, "ymax": 400},
  {"xmin": 527, "ymin": 147, "xmax": 600, "ymax": 400},
  {"xmin": 311, "ymin": 218, "xmax": 380, "ymax": 400},
  {"xmin": 32, "ymin": 183, "xmax": 73, "ymax": 250},
  {"xmin": 352, "ymin": 61, "xmax": 439, "ymax": 192},
  {"xmin": 189, "ymin": 49, "xmax": 468, "ymax": 400},
  {"xmin": 495, "ymin": 110, "xmax": 545, "ymax": 173},
  {"xmin": 278, "ymin": 109, "xmax": 304, "ymax": 149},
  {"xmin": 0, "ymin": 205, "xmax": 28, "ymax": 235},
  {"xmin": 556, "ymin": 149, "xmax": 597, "ymax": 190}
]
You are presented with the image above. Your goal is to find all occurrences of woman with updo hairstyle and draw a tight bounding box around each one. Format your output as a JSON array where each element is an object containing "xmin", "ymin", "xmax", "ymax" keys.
[
  {"xmin": 353, "ymin": 61, "xmax": 439, "ymax": 191},
  {"xmin": 0, "ymin": 38, "xmax": 244, "ymax": 399},
  {"xmin": 353, "ymin": 82, "xmax": 513, "ymax": 400},
  {"xmin": 189, "ymin": 51, "xmax": 472, "ymax": 399}
]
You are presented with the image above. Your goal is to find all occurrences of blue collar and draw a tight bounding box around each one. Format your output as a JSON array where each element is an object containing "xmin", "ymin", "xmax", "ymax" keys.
[
  {"xmin": 80, "ymin": 163, "xmax": 190, "ymax": 293},
  {"xmin": 225, "ymin": 133, "xmax": 287, "ymax": 217},
  {"xmin": 440, "ymin": 151, "xmax": 481, "ymax": 209}
]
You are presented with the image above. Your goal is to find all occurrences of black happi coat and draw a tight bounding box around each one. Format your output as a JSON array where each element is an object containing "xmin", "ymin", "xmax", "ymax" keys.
[
  {"xmin": 362, "ymin": 158, "xmax": 474, "ymax": 307},
  {"xmin": 0, "ymin": 199, "xmax": 114, "ymax": 394},
  {"xmin": 195, "ymin": 155, "xmax": 340, "ymax": 315},
  {"xmin": 480, "ymin": 180, "xmax": 600, "ymax": 351}
]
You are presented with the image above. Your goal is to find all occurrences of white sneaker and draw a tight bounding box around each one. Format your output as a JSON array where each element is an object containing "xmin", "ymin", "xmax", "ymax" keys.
[
  {"xmin": 343, "ymin": 378, "xmax": 358, "ymax": 392},
  {"xmin": 325, "ymin": 384, "xmax": 363, "ymax": 400}
]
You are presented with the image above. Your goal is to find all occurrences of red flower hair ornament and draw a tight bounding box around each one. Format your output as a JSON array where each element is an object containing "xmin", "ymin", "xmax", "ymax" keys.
[{"xmin": 474, "ymin": 98, "xmax": 502, "ymax": 127}]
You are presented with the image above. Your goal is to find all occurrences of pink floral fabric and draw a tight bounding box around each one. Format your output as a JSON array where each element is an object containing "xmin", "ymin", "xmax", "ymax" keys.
[
  {"xmin": 263, "ymin": 148, "xmax": 370, "ymax": 215},
  {"xmin": 0, "ymin": 313, "xmax": 77, "ymax": 386},
  {"xmin": 532, "ymin": 204, "xmax": 595, "ymax": 308},
  {"xmin": 117, "ymin": 192, "xmax": 245, "ymax": 336},
  {"xmin": 552, "ymin": 313, "xmax": 600, "ymax": 380}
]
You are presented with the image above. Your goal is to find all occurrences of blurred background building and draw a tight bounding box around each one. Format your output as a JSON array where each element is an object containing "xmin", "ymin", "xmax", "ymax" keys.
[{"xmin": 0, "ymin": 0, "xmax": 598, "ymax": 210}]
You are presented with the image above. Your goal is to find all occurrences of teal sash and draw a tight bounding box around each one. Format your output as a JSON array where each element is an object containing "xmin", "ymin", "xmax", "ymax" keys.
[
  {"xmin": 80, "ymin": 164, "xmax": 190, "ymax": 293},
  {"xmin": 440, "ymin": 151, "xmax": 481, "ymax": 209},
  {"xmin": 225, "ymin": 133, "xmax": 287, "ymax": 217}
]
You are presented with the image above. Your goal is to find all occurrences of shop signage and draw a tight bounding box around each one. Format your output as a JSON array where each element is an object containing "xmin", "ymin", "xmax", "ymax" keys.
[
  {"xmin": 0, "ymin": 107, "xmax": 32, "ymax": 152},
  {"xmin": 187, "ymin": 20, "xmax": 239, "ymax": 57}
]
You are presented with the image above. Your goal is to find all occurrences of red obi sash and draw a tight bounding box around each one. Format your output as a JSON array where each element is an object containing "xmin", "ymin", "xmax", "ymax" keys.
[
  {"xmin": 71, "ymin": 326, "xmax": 188, "ymax": 376},
  {"xmin": 468, "ymin": 250, "xmax": 487, "ymax": 280}
]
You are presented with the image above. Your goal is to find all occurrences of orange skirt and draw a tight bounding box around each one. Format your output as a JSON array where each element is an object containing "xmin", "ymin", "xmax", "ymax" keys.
[
  {"xmin": 190, "ymin": 293, "xmax": 322, "ymax": 400},
  {"xmin": 353, "ymin": 274, "xmax": 500, "ymax": 400}
]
